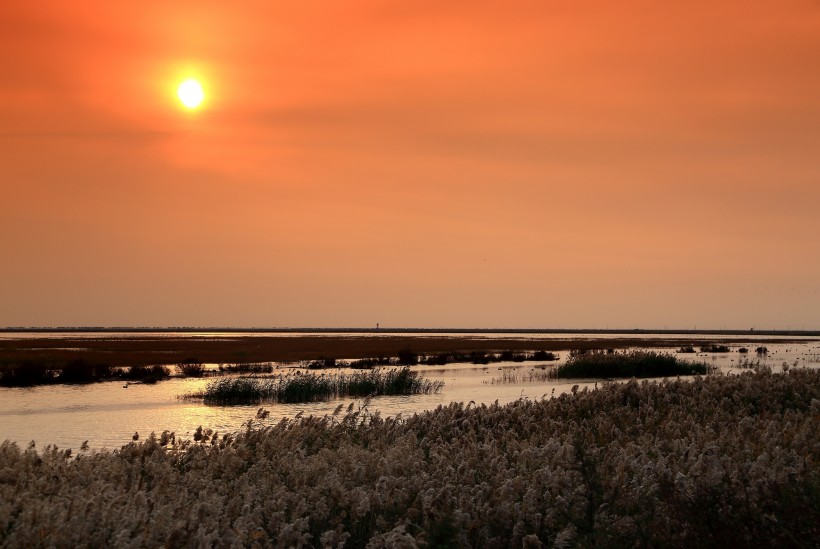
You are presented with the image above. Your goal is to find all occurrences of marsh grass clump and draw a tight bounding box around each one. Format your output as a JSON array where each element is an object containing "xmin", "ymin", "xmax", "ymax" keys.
[
  {"xmin": 677, "ymin": 345, "xmax": 697, "ymax": 353},
  {"xmin": 2, "ymin": 369, "xmax": 819, "ymax": 548},
  {"xmin": 348, "ymin": 357, "xmax": 392, "ymax": 369},
  {"xmin": 420, "ymin": 351, "xmax": 478, "ymax": 365},
  {"xmin": 198, "ymin": 377, "xmax": 266, "ymax": 404},
  {"xmin": 218, "ymin": 362, "xmax": 273, "ymax": 374},
  {"xmin": 530, "ymin": 350, "xmax": 558, "ymax": 361},
  {"xmin": 700, "ymin": 344, "xmax": 731, "ymax": 353},
  {"xmin": 123, "ymin": 364, "xmax": 170, "ymax": 384},
  {"xmin": 188, "ymin": 367, "xmax": 443, "ymax": 405},
  {"xmin": 469, "ymin": 351, "xmax": 492, "ymax": 364},
  {"xmin": 499, "ymin": 350, "xmax": 527, "ymax": 362},
  {"xmin": 488, "ymin": 368, "xmax": 554, "ymax": 384},
  {"xmin": 306, "ymin": 357, "xmax": 337, "ymax": 369},
  {"xmin": 396, "ymin": 348, "xmax": 418, "ymax": 365},
  {"xmin": 553, "ymin": 350, "xmax": 710, "ymax": 379},
  {"xmin": 175, "ymin": 359, "xmax": 205, "ymax": 377}
]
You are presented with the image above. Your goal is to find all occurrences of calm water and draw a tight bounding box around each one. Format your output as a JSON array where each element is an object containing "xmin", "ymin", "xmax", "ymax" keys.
[{"xmin": 2, "ymin": 335, "xmax": 818, "ymax": 450}]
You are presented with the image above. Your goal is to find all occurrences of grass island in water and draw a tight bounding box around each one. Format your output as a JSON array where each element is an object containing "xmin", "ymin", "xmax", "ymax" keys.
[
  {"xmin": 182, "ymin": 367, "xmax": 444, "ymax": 405},
  {"xmin": 551, "ymin": 350, "xmax": 712, "ymax": 379}
]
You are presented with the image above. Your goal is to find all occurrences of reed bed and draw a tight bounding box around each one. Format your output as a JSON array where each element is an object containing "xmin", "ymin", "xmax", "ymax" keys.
[
  {"xmin": 312, "ymin": 350, "xmax": 560, "ymax": 370},
  {"xmin": 184, "ymin": 367, "xmax": 443, "ymax": 405},
  {"xmin": 1, "ymin": 368, "xmax": 818, "ymax": 547},
  {"xmin": 552, "ymin": 350, "xmax": 711, "ymax": 379},
  {"xmin": 486, "ymin": 367, "xmax": 554, "ymax": 384},
  {"xmin": 700, "ymin": 344, "xmax": 732, "ymax": 353},
  {"xmin": 218, "ymin": 362, "xmax": 274, "ymax": 374}
]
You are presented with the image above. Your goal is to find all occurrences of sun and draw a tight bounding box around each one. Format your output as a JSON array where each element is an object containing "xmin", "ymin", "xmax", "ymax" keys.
[{"xmin": 177, "ymin": 79, "xmax": 204, "ymax": 109}]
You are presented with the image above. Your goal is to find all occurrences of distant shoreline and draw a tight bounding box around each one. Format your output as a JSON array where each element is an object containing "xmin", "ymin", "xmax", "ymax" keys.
[
  {"xmin": 2, "ymin": 332, "xmax": 817, "ymax": 368},
  {"xmin": 2, "ymin": 327, "xmax": 819, "ymax": 336}
]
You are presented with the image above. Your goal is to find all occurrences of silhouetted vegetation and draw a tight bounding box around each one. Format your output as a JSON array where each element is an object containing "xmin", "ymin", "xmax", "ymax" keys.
[
  {"xmin": 122, "ymin": 365, "xmax": 171, "ymax": 384},
  {"xmin": 60, "ymin": 360, "xmax": 112, "ymax": 383},
  {"xmin": 218, "ymin": 363, "xmax": 273, "ymax": 374},
  {"xmin": 570, "ymin": 347, "xmax": 616, "ymax": 357},
  {"xmin": 184, "ymin": 367, "xmax": 443, "ymax": 405},
  {"xmin": 1, "ymin": 360, "xmax": 115, "ymax": 386},
  {"xmin": 499, "ymin": 350, "xmax": 526, "ymax": 362},
  {"xmin": 0, "ymin": 359, "xmax": 278, "ymax": 387},
  {"xmin": 756, "ymin": 346, "xmax": 769, "ymax": 354},
  {"xmin": 553, "ymin": 350, "xmax": 711, "ymax": 379},
  {"xmin": 530, "ymin": 350, "xmax": 559, "ymax": 361},
  {"xmin": 677, "ymin": 345, "xmax": 696, "ymax": 353},
  {"xmin": 348, "ymin": 357, "xmax": 393, "ymax": 369},
  {"xmin": 306, "ymin": 357, "xmax": 339, "ymax": 369},
  {"xmin": 488, "ymin": 368, "xmax": 555, "ymax": 384},
  {"xmin": 2, "ymin": 369, "xmax": 818, "ymax": 547},
  {"xmin": 700, "ymin": 344, "xmax": 731, "ymax": 353},
  {"xmin": 418, "ymin": 351, "xmax": 483, "ymax": 365},
  {"xmin": 306, "ymin": 349, "xmax": 561, "ymax": 370},
  {"xmin": 738, "ymin": 347, "xmax": 749, "ymax": 353},
  {"xmin": 0, "ymin": 362, "xmax": 54, "ymax": 386},
  {"xmin": 175, "ymin": 359, "xmax": 205, "ymax": 377},
  {"xmin": 396, "ymin": 348, "xmax": 419, "ymax": 365}
]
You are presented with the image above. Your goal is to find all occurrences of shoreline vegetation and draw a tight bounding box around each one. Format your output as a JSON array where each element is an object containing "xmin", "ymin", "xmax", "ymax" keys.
[
  {"xmin": 0, "ymin": 333, "xmax": 793, "ymax": 387},
  {"xmin": 182, "ymin": 367, "xmax": 444, "ymax": 405},
  {"xmin": 489, "ymin": 351, "xmax": 712, "ymax": 384},
  {"xmin": 553, "ymin": 350, "xmax": 712, "ymax": 378},
  {"xmin": 1, "ymin": 368, "xmax": 817, "ymax": 547},
  {"xmin": 0, "ymin": 348, "xmax": 711, "ymax": 389},
  {"xmin": 0, "ymin": 360, "xmax": 276, "ymax": 387},
  {"xmin": 1, "ymin": 333, "xmax": 808, "ymax": 371}
]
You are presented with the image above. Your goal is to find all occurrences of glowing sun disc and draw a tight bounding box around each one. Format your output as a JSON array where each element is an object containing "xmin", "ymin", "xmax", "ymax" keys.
[{"xmin": 177, "ymin": 79, "xmax": 204, "ymax": 108}]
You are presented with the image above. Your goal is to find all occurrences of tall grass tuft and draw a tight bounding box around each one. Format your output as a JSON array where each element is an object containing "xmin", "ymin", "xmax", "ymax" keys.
[
  {"xmin": 175, "ymin": 359, "xmax": 205, "ymax": 377},
  {"xmin": 185, "ymin": 367, "xmax": 443, "ymax": 405},
  {"xmin": 552, "ymin": 350, "xmax": 711, "ymax": 379}
]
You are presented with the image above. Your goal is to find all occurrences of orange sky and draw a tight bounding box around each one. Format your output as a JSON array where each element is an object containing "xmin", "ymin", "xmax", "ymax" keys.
[{"xmin": 2, "ymin": 0, "xmax": 819, "ymax": 329}]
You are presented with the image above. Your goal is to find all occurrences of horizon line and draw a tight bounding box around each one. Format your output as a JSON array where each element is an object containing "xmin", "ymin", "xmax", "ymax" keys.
[{"xmin": 2, "ymin": 326, "xmax": 819, "ymax": 336}]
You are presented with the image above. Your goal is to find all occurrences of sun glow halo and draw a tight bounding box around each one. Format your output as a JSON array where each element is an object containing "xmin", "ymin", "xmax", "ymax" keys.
[{"xmin": 177, "ymin": 79, "xmax": 204, "ymax": 109}]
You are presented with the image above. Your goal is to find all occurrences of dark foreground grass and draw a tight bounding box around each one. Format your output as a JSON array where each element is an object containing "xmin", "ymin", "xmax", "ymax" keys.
[
  {"xmin": 185, "ymin": 367, "xmax": 444, "ymax": 405},
  {"xmin": 553, "ymin": 350, "xmax": 711, "ymax": 379},
  {"xmin": 2, "ymin": 368, "xmax": 819, "ymax": 548}
]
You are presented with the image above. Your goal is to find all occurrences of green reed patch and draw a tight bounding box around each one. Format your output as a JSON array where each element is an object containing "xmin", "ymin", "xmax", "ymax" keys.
[
  {"xmin": 553, "ymin": 350, "xmax": 711, "ymax": 379},
  {"xmin": 184, "ymin": 367, "xmax": 443, "ymax": 405}
]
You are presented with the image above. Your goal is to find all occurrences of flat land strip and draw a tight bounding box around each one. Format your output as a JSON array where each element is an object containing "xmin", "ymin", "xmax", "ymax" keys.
[{"xmin": 0, "ymin": 334, "xmax": 810, "ymax": 367}]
